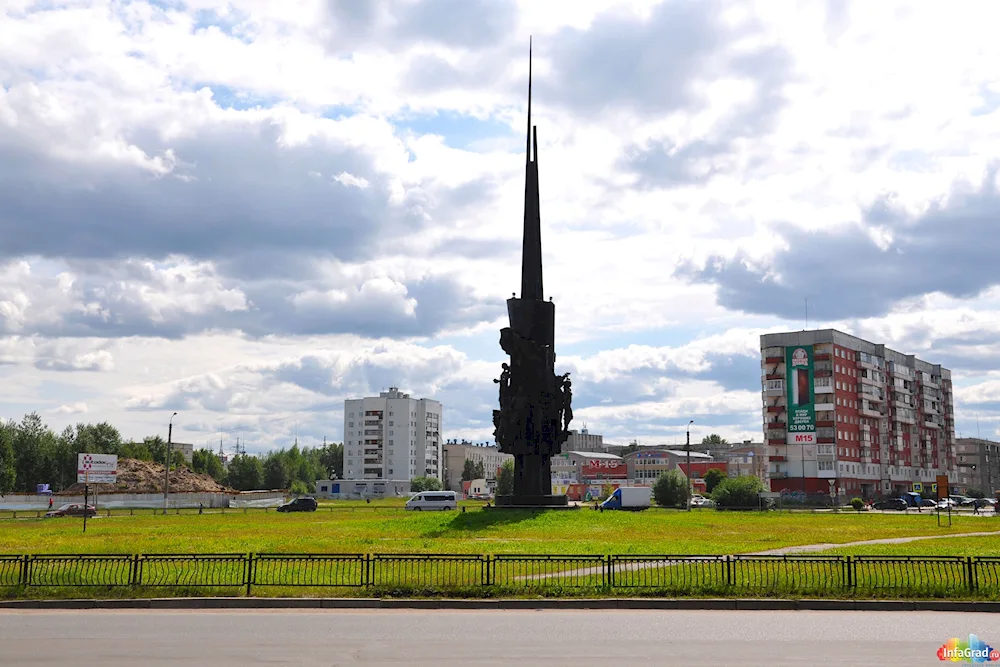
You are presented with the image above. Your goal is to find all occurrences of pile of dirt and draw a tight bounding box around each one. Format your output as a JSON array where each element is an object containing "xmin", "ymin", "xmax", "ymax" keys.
[{"xmin": 58, "ymin": 458, "xmax": 233, "ymax": 495}]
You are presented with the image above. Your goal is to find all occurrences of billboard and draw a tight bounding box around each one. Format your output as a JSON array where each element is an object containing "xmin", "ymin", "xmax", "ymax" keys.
[
  {"xmin": 77, "ymin": 453, "xmax": 118, "ymax": 484},
  {"xmin": 581, "ymin": 459, "xmax": 628, "ymax": 479},
  {"xmin": 785, "ymin": 346, "xmax": 816, "ymax": 445}
]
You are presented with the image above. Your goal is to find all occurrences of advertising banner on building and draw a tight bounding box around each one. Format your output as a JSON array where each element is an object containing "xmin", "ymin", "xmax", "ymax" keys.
[
  {"xmin": 785, "ymin": 346, "xmax": 816, "ymax": 445},
  {"xmin": 581, "ymin": 459, "xmax": 628, "ymax": 479}
]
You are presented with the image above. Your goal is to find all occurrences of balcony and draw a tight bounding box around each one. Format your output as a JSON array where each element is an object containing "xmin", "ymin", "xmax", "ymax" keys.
[
  {"xmin": 816, "ymin": 420, "xmax": 834, "ymax": 428},
  {"xmin": 770, "ymin": 472, "xmax": 788, "ymax": 479},
  {"xmin": 814, "ymin": 353, "xmax": 831, "ymax": 361},
  {"xmin": 764, "ymin": 356, "xmax": 783, "ymax": 364},
  {"xmin": 767, "ymin": 405, "xmax": 784, "ymax": 414}
]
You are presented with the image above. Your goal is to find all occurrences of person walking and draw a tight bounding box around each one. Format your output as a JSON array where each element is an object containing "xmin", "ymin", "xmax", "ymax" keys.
[{"xmin": 48, "ymin": 497, "xmax": 53, "ymax": 510}]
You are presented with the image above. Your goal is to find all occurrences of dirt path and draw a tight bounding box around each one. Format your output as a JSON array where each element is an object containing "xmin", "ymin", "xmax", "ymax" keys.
[{"xmin": 514, "ymin": 530, "xmax": 1000, "ymax": 582}]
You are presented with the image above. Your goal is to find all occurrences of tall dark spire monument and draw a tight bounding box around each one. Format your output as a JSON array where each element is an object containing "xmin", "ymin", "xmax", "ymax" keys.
[{"xmin": 493, "ymin": 40, "xmax": 574, "ymax": 507}]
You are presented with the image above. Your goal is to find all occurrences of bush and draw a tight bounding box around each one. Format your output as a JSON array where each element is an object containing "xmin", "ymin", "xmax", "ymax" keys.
[
  {"xmin": 712, "ymin": 476, "xmax": 765, "ymax": 509},
  {"xmin": 652, "ymin": 470, "xmax": 689, "ymax": 508},
  {"xmin": 290, "ymin": 480, "xmax": 311, "ymax": 496},
  {"xmin": 410, "ymin": 476, "xmax": 443, "ymax": 493},
  {"xmin": 850, "ymin": 497, "xmax": 865, "ymax": 512},
  {"xmin": 599, "ymin": 483, "xmax": 616, "ymax": 501},
  {"xmin": 703, "ymin": 468, "xmax": 726, "ymax": 494}
]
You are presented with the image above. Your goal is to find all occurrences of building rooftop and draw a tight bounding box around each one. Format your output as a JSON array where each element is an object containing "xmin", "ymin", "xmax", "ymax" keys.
[{"xmin": 566, "ymin": 451, "xmax": 621, "ymax": 459}]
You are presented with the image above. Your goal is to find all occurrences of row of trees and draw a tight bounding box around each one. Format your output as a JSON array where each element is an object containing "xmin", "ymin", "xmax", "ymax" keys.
[
  {"xmin": 0, "ymin": 412, "xmax": 344, "ymax": 494},
  {"xmin": 652, "ymin": 468, "xmax": 765, "ymax": 508}
]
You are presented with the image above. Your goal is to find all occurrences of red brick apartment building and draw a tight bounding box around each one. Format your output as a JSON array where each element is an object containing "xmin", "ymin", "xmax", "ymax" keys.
[{"xmin": 761, "ymin": 330, "xmax": 957, "ymax": 500}]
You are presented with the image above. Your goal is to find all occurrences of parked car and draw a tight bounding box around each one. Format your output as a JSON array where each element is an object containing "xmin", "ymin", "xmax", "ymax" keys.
[
  {"xmin": 277, "ymin": 497, "xmax": 318, "ymax": 512},
  {"xmin": 873, "ymin": 498, "xmax": 908, "ymax": 511},
  {"xmin": 937, "ymin": 498, "xmax": 958, "ymax": 510},
  {"xmin": 690, "ymin": 496, "xmax": 716, "ymax": 508},
  {"xmin": 919, "ymin": 498, "xmax": 937, "ymax": 507},
  {"xmin": 45, "ymin": 503, "xmax": 96, "ymax": 518}
]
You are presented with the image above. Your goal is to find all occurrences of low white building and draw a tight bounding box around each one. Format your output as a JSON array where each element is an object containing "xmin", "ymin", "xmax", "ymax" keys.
[
  {"xmin": 442, "ymin": 441, "xmax": 512, "ymax": 491},
  {"xmin": 314, "ymin": 479, "xmax": 412, "ymax": 499}
]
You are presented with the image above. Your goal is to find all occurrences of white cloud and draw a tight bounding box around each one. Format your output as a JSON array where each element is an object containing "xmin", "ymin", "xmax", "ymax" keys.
[{"xmin": 1, "ymin": 0, "xmax": 999, "ymax": 453}]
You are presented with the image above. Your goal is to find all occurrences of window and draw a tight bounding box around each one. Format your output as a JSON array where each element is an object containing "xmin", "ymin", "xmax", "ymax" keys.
[
  {"xmin": 836, "ymin": 364, "xmax": 841, "ymax": 373},
  {"xmin": 819, "ymin": 461, "xmax": 834, "ymax": 471},
  {"xmin": 388, "ymin": 421, "xmax": 393, "ymax": 426},
  {"xmin": 837, "ymin": 398, "xmax": 841, "ymax": 406}
]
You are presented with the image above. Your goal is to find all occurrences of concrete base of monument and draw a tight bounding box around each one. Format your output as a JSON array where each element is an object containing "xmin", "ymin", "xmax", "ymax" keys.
[{"xmin": 491, "ymin": 495, "xmax": 577, "ymax": 509}]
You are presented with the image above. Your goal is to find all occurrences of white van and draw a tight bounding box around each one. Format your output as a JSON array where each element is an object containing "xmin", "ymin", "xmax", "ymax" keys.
[{"xmin": 405, "ymin": 491, "xmax": 458, "ymax": 511}]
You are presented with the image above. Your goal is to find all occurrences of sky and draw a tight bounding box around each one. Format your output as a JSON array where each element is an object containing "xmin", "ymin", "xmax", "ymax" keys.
[{"xmin": 3, "ymin": 0, "xmax": 1000, "ymax": 455}]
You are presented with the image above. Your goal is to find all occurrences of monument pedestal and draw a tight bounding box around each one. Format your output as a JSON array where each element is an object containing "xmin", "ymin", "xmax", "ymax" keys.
[{"xmin": 492, "ymin": 494, "xmax": 576, "ymax": 509}]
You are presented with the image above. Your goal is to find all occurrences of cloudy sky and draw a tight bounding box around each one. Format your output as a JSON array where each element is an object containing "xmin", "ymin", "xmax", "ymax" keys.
[{"xmin": 3, "ymin": 0, "xmax": 1000, "ymax": 454}]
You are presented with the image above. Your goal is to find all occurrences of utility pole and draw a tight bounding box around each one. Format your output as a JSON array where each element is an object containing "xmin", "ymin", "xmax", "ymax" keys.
[
  {"xmin": 163, "ymin": 412, "xmax": 177, "ymax": 515},
  {"xmin": 686, "ymin": 420, "xmax": 694, "ymax": 511}
]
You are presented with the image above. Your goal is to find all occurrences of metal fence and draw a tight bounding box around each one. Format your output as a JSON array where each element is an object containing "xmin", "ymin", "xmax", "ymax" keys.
[{"xmin": 0, "ymin": 553, "xmax": 998, "ymax": 596}]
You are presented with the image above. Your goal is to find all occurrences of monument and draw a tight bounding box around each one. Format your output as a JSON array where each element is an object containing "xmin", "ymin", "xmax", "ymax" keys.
[{"xmin": 492, "ymin": 41, "xmax": 574, "ymax": 507}]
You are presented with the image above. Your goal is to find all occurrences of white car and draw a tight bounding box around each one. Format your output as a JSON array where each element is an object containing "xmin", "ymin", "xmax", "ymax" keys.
[
  {"xmin": 690, "ymin": 496, "xmax": 716, "ymax": 508},
  {"xmin": 405, "ymin": 491, "xmax": 458, "ymax": 511}
]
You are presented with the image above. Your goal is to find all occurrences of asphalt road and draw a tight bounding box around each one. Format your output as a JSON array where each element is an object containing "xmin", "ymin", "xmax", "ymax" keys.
[{"xmin": 1, "ymin": 609, "xmax": 996, "ymax": 666}]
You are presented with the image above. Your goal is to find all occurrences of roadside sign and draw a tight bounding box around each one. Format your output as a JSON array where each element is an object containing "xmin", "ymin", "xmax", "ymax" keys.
[
  {"xmin": 913, "ymin": 482, "xmax": 923, "ymax": 493},
  {"xmin": 936, "ymin": 475, "xmax": 949, "ymax": 500},
  {"xmin": 77, "ymin": 454, "xmax": 118, "ymax": 484}
]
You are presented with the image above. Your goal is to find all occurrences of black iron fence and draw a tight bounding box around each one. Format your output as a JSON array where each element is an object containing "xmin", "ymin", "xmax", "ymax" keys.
[{"xmin": 1, "ymin": 553, "xmax": 999, "ymax": 597}]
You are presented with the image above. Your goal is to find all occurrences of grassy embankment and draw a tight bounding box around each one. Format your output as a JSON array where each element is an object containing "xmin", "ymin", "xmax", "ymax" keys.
[{"xmin": 0, "ymin": 505, "xmax": 990, "ymax": 555}]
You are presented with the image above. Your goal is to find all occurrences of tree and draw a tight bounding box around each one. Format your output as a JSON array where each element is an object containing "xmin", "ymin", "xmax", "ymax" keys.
[
  {"xmin": 318, "ymin": 442, "xmax": 343, "ymax": 479},
  {"xmin": 599, "ymin": 483, "xmax": 616, "ymax": 501},
  {"xmin": 290, "ymin": 479, "xmax": 312, "ymax": 495},
  {"xmin": 226, "ymin": 454, "xmax": 263, "ymax": 491},
  {"xmin": 701, "ymin": 434, "xmax": 729, "ymax": 446},
  {"xmin": 703, "ymin": 468, "xmax": 726, "ymax": 494},
  {"xmin": 496, "ymin": 460, "xmax": 515, "ymax": 496},
  {"xmin": 0, "ymin": 420, "xmax": 16, "ymax": 495},
  {"xmin": 263, "ymin": 456, "xmax": 290, "ymax": 490},
  {"xmin": 474, "ymin": 460, "xmax": 485, "ymax": 479},
  {"xmin": 461, "ymin": 460, "xmax": 477, "ymax": 482},
  {"xmin": 410, "ymin": 476, "xmax": 442, "ymax": 492},
  {"xmin": 967, "ymin": 488, "xmax": 986, "ymax": 499},
  {"xmin": 192, "ymin": 449, "xmax": 226, "ymax": 481},
  {"xmin": 712, "ymin": 475, "xmax": 765, "ymax": 509},
  {"xmin": 652, "ymin": 470, "xmax": 689, "ymax": 508}
]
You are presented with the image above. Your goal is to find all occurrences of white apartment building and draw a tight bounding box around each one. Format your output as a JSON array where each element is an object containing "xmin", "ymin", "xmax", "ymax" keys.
[{"xmin": 343, "ymin": 387, "xmax": 442, "ymax": 482}]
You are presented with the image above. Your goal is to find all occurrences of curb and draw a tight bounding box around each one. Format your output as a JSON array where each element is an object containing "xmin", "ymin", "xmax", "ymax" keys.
[{"xmin": 0, "ymin": 598, "xmax": 996, "ymax": 612}]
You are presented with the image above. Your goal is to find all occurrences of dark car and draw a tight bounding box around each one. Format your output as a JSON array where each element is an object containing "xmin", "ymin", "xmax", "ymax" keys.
[
  {"xmin": 277, "ymin": 497, "xmax": 318, "ymax": 513},
  {"xmin": 873, "ymin": 498, "xmax": 908, "ymax": 511},
  {"xmin": 45, "ymin": 503, "xmax": 97, "ymax": 518}
]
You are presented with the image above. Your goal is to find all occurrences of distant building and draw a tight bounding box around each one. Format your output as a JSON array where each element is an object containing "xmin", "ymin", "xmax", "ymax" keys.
[
  {"xmin": 725, "ymin": 441, "xmax": 768, "ymax": 486},
  {"xmin": 343, "ymin": 387, "xmax": 442, "ymax": 483},
  {"xmin": 622, "ymin": 449, "xmax": 717, "ymax": 486},
  {"xmin": 170, "ymin": 442, "xmax": 194, "ymax": 464},
  {"xmin": 564, "ymin": 428, "xmax": 604, "ymax": 453},
  {"xmin": 314, "ymin": 479, "xmax": 410, "ymax": 499},
  {"xmin": 954, "ymin": 438, "xmax": 1000, "ymax": 495},
  {"xmin": 442, "ymin": 440, "xmax": 512, "ymax": 492}
]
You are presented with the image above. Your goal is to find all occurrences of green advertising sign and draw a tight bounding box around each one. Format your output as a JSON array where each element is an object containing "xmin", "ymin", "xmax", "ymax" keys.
[{"xmin": 785, "ymin": 346, "xmax": 816, "ymax": 444}]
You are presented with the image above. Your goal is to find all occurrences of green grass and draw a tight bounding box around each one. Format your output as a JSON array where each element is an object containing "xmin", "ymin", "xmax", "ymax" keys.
[
  {"xmin": 0, "ymin": 507, "xmax": 988, "ymax": 556},
  {"xmin": 818, "ymin": 530, "xmax": 1000, "ymax": 557}
]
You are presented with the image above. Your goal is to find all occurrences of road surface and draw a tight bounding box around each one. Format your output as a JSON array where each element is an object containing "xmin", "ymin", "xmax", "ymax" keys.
[{"xmin": 2, "ymin": 608, "xmax": 995, "ymax": 666}]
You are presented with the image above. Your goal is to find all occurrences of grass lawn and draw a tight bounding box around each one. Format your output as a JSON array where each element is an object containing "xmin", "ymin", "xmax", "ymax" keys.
[
  {"xmin": 0, "ymin": 507, "xmax": 987, "ymax": 555},
  {"xmin": 818, "ymin": 526, "xmax": 1000, "ymax": 557}
]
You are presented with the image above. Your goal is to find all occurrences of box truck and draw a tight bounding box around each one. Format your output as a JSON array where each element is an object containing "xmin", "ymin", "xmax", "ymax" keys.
[{"xmin": 599, "ymin": 486, "xmax": 651, "ymax": 511}]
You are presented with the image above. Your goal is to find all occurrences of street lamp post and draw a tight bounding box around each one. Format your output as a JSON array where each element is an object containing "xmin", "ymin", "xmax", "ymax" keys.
[
  {"xmin": 163, "ymin": 412, "xmax": 177, "ymax": 515},
  {"xmin": 686, "ymin": 420, "xmax": 694, "ymax": 511}
]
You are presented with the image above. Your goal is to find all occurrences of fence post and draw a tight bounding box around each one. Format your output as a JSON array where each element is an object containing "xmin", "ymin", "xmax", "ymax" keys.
[
  {"xmin": 605, "ymin": 555, "xmax": 612, "ymax": 589},
  {"xmin": 22, "ymin": 555, "xmax": 31, "ymax": 586},
  {"xmin": 245, "ymin": 554, "xmax": 254, "ymax": 597},
  {"xmin": 130, "ymin": 555, "xmax": 139, "ymax": 586},
  {"xmin": 725, "ymin": 556, "xmax": 734, "ymax": 587},
  {"xmin": 967, "ymin": 557, "xmax": 976, "ymax": 593}
]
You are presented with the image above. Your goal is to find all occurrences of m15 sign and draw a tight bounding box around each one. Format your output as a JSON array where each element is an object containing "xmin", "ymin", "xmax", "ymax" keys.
[
  {"xmin": 582, "ymin": 459, "xmax": 628, "ymax": 479},
  {"xmin": 785, "ymin": 346, "xmax": 817, "ymax": 445}
]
